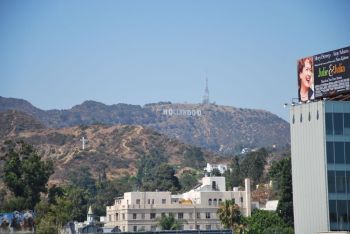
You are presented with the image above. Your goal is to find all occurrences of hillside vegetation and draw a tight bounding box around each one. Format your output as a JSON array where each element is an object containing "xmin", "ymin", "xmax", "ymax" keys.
[{"xmin": 0, "ymin": 97, "xmax": 290, "ymax": 154}]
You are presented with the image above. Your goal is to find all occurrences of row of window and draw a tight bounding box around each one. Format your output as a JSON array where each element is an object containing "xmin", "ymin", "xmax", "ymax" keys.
[
  {"xmin": 208, "ymin": 198, "xmax": 222, "ymax": 205},
  {"xmin": 326, "ymin": 113, "xmax": 350, "ymax": 136},
  {"xmin": 329, "ymin": 199, "xmax": 350, "ymax": 231},
  {"xmin": 128, "ymin": 224, "xmax": 218, "ymax": 232},
  {"xmin": 327, "ymin": 142, "xmax": 350, "ymax": 164},
  {"xmin": 328, "ymin": 171, "xmax": 350, "ymax": 193},
  {"xmin": 135, "ymin": 198, "xmax": 166, "ymax": 205},
  {"xmin": 110, "ymin": 212, "xmax": 214, "ymax": 222},
  {"xmin": 131, "ymin": 224, "xmax": 217, "ymax": 232}
]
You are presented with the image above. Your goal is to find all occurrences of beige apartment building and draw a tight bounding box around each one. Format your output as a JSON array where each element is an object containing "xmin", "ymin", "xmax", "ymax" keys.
[{"xmin": 105, "ymin": 176, "xmax": 251, "ymax": 232}]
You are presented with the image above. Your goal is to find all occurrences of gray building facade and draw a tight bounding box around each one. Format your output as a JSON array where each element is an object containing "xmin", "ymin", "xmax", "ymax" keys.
[{"xmin": 291, "ymin": 101, "xmax": 350, "ymax": 233}]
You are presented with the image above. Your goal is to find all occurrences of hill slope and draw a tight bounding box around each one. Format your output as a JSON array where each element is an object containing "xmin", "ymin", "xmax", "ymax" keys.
[
  {"xmin": 0, "ymin": 113, "xmax": 213, "ymax": 184},
  {"xmin": 0, "ymin": 97, "xmax": 290, "ymax": 153}
]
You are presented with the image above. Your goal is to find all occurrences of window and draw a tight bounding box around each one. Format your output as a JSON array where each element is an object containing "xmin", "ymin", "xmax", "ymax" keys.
[
  {"xmin": 335, "ymin": 142, "xmax": 345, "ymax": 164},
  {"xmin": 151, "ymin": 225, "xmax": 157, "ymax": 231},
  {"xmin": 326, "ymin": 113, "xmax": 334, "ymax": 135},
  {"xmin": 206, "ymin": 212, "xmax": 211, "ymax": 219},
  {"xmin": 329, "ymin": 200, "xmax": 337, "ymax": 224},
  {"xmin": 212, "ymin": 181, "xmax": 217, "ymax": 190},
  {"xmin": 152, "ymin": 199, "xmax": 154, "ymax": 204},
  {"xmin": 162, "ymin": 199, "xmax": 166, "ymax": 204},
  {"xmin": 136, "ymin": 199, "xmax": 140, "ymax": 205},
  {"xmin": 179, "ymin": 225, "xmax": 184, "ymax": 230},
  {"xmin": 178, "ymin": 213, "xmax": 184, "ymax": 220},
  {"xmin": 122, "ymin": 226, "xmax": 125, "ymax": 232},
  {"xmin": 206, "ymin": 225, "xmax": 211, "ymax": 230},
  {"xmin": 116, "ymin": 213, "xmax": 119, "ymax": 221},
  {"xmin": 328, "ymin": 171, "xmax": 335, "ymax": 193},
  {"xmin": 336, "ymin": 171, "xmax": 346, "ymax": 193},
  {"xmin": 334, "ymin": 113, "xmax": 343, "ymax": 135},
  {"xmin": 197, "ymin": 212, "xmax": 201, "ymax": 219},
  {"xmin": 133, "ymin": 226, "xmax": 137, "ymax": 232},
  {"xmin": 327, "ymin": 142, "xmax": 334, "ymax": 164},
  {"xmin": 240, "ymin": 197, "xmax": 243, "ymax": 203},
  {"xmin": 208, "ymin": 199, "xmax": 212, "ymax": 205},
  {"xmin": 345, "ymin": 113, "xmax": 350, "ymax": 136},
  {"xmin": 141, "ymin": 213, "xmax": 145, "ymax": 219},
  {"xmin": 189, "ymin": 212, "xmax": 193, "ymax": 220},
  {"xmin": 122, "ymin": 214, "xmax": 125, "ymax": 220},
  {"xmin": 347, "ymin": 172, "xmax": 350, "ymax": 193},
  {"xmin": 150, "ymin": 213, "xmax": 156, "ymax": 219},
  {"xmin": 196, "ymin": 225, "xmax": 200, "ymax": 230},
  {"xmin": 161, "ymin": 213, "xmax": 166, "ymax": 218},
  {"xmin": 337, "ymin": 200, "xmax": 348, "ymax": 227},
  {"xmin": 346, "ymin": 143, "xmax": 350, "ymax": 164},
  {"xmin": 109, "ymin": 215, "xmax": 111, "ymax": 221},
  {"xmin": 213, "ymin": 199, "xmax": 217, "ymax": 206},
  {"xmin": 148, "ymin": 199, "xmax": 150, "ymax": 204},
  {"xmin": 133, "ymin": 213, "xmax": 137, "ymax": 219},
  {"xmin": 219, "ymin": 199, "xmax": 222, "ymax": 204}
]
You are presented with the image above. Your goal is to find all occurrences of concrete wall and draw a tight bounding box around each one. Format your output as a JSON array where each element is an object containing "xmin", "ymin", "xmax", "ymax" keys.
[{"xmin": 290, "ymin": 101, "xmax": 329, "ymax": 234}]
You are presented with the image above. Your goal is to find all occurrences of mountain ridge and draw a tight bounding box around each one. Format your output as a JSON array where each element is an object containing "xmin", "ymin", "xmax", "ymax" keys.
[{"xmin": 0, "ymin": 96, "xmax": 290, "ymax": 154}]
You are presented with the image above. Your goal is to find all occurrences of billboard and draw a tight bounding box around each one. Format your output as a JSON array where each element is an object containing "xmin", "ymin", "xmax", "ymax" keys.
[{"xmin": 297, "ymin": 47, "xmax": 350, "ymax": 102}]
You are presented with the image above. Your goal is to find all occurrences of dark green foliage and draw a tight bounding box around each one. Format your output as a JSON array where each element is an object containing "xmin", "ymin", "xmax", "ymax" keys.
[
  {"xmin": 246, "ymin": 209, "xmax": 293, "ymax": 234},
  {"xmin": 157, "ymin": 214, "xmax": 183, "ymax": 230},
  {"xmin": 48, "ymin": 185, "xmax": 64, "ymax": 205},
  {"xmin": 35, "ymin": 195, "xmax": 74, "ymax": 234},
  {"xmin": 239, "ymin": 148, "xmax": 268, "ymax": 185},
  {"xmin": 225, "ymin": 149, "xmax": 267, "ymax": 190},
  {"xmin": 217, "ymin": 200, "xmax": 246, "ymax": 233},
  {"xmin": 182, "ymin": 147, "xmax": 206, "ymax": 169},
  {"xmin": 269, "ymin": 156, "xmax": 294, "ymax": 227},
  {"xmin": 67, "ymin": 167, "xmax": 96, "ymax": 195},
  {"xmin": 136, "ymin": 149, "xmax": 167, "ymax": 187},
  {"xmin": 1, "ymin": 197, "xmax": 27, "ymax": 212},
  {"xmin": 3, "ymin": 141, "xmax": 53, "ymax": 210},
  {"xmin": 92, "ymin": 176, "xmax": 135, "ymax": 216},
  {"xmin": 65, "ymin": 186, "xmax": 90, "ymax": 222},
  {"xmin": 179, "ymin": 171, "xmax": 199, "ymax": 192},
  {"xmin": 153, "ymin": 163, "xmax": 181, "ymax": 192},
  {"xmin": 211, "ymin": 168, "xmax": 222, "ymax": 176},
  {"xmin": 136, "ymin": 150, "xmax": 180, "ymax": 192},
  {"xmin": 224, "ymin": 155, "xmax": 242, "ymax": 190}
]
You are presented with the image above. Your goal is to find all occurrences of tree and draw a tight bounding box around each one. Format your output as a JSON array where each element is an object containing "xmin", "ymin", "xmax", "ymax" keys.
[
  {"xmin": 269, "ymin": 156, "xmax": 294, "ymax": 226},
  {"xmin": 157, "ymin": 214, "xmax": 183, "ymax": 230},
  {"xmin": 246, "ymin": 209, "xmax": 293, "ymax": 234},
  {"xmin": 239, "ymin": 149, "xmax": 267, "ymax": 185},
  {"xmin": 153, "ymin": 163, "xmax": 181, "ymax": 192},
  {"xmin": 183, "ymin": 147, "xmax": 206, "ymax": 169},
  {"xmin": 35, "ymin": 197, "xmax": 74, "ymax": 234},
  {"xmin": 179, "ymin": 171, "xmax": 199, "ymax": 192},
  {"xmin": 67, "ymin": 166, "xmax": 96, "ymax": 195},
  {"xmin": 217, "ymin": 200, "xmax": 244, "ymax": 234},
  {"xmin": 3, "ymin": 142, "xmax": 53, "ymax": 209},
  {"xmin": 211, "ymin": 168, "xmax": 222, "ymax": 176},
  {"xmin": 224, "ymin": 155, "xmax": 242, "ymax": 190}
]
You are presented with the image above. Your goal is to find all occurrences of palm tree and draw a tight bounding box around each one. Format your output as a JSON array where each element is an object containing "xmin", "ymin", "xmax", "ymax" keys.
[
  {"xmin": 157, "ymin": 214, "xmax": 184, "ymax": 230},
  {"xmin": 217, "ymin": 200, "xmax": 245, "ymax": 234}
]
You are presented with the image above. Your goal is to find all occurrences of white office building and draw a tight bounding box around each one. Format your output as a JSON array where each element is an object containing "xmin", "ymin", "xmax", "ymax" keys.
[
  {"xmin": 105, "ymin": 176, "xmax": 251, "ymax": 232},
  {"xmin": 291, "ymin": 101, "xmax": 350, "ymax": 233}
]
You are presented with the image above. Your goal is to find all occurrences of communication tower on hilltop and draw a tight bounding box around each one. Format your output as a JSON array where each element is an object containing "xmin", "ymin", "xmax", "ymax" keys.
[{"xmin": 202, "ymin": 77, "xmax": 210, "ymax": 104}]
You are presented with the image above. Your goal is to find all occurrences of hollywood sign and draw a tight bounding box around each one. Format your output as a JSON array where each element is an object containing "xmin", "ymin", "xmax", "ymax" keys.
[{"xmin": 162, "ymin": 108, "xmax": 202, "ymax": 117}]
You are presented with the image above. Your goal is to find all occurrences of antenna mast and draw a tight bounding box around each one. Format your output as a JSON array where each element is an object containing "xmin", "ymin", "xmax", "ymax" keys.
[{"xmin": 202, "ymin": 76, "xmax": 210, "ymax": 104}]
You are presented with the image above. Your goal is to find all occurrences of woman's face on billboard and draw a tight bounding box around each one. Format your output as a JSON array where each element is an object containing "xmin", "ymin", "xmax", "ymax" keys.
[{"xmin": 300, "ymin": 59, "xmax": 313, "ymax": 89}]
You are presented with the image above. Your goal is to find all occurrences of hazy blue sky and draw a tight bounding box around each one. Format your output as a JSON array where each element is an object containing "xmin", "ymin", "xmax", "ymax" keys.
[{"xmin": 1, "ymin": 1, "xmax": 349, "ymax": 120}]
